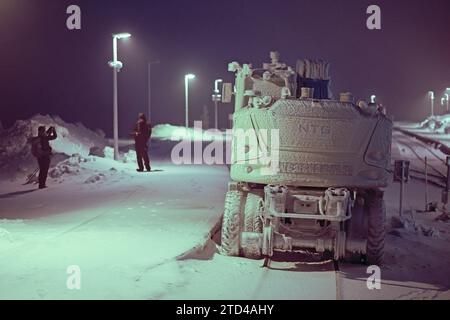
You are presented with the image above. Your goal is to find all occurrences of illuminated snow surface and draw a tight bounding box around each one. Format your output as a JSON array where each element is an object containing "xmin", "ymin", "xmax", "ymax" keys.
[
  {"xmin": 0, "ymin": 116, "xmax": 450, "ymax": 299},
  {"xmin": 0, "ymin": 158, "xmax": 229, "ymax": 299}
]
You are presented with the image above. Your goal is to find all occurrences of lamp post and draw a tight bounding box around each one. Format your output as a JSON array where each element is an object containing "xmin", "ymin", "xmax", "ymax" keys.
[
  {"xmin": 428, "ymin": 91, "xmax": 435, "ymax": 118},
  {"xmin": 212, "ymin": 79, "xmax": 223, "ymax": 129},
  {"xmin": 184, "ymin": 74, "xmax": 196, "ymax": 128},
  {"xmin": 148, "ymin": 60, "xmax": 160, "ymax": 121},
  {"xmin": 445, "ymin": 93, "xmax": 449, "ymax": 114},
  {"xmin": 108, "ymin": 32, "xmax": 131, "ymax": 161}
]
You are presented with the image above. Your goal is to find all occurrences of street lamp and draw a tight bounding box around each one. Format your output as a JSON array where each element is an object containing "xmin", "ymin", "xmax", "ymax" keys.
[
  {"xmin": 428, "ymin": 91, "xmax": 435, "ymax": 118},
  {"xmin": 148, "ymin": 60, "xmax": 160, "ymax": 121},
  {"xmin": 108, "ymin": 32, "xmax": 131, "ymax": 161},
  {"xmin": 184, "ymin": 74, "xmax": 196, "ymax": 128},
  {"xmin": 212, "ymin": 79, "xmax": 223, "ymax": 129},
  {"xmin": 370, "ymin": 95, "xmax": 376, "ymax": 104}
]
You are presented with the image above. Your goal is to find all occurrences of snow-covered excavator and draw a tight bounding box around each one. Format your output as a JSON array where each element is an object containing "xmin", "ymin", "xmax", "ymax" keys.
[{"xmin": 219, "ymin": 52, "xmax": 392, "ymax": 265}]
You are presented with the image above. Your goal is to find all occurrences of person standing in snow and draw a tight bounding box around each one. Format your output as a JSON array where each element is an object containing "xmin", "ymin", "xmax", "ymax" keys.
[
  {"xmin": 132, "ymin": 113, "xmax": 152, "ymax": 172},
  {"xmin": 31, "ymin": 126, "xmax": 57, "ymax": 189}
]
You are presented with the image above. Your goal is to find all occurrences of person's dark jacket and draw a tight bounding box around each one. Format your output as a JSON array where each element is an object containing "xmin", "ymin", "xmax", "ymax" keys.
[
  {"xmin": 134, "ymin": 119, "xmax": 151, "ymax": 146},
  {"xmin": 32, "ymin": 128, "xmax": 57, "ymax": 158},
  {"xmin": 40, "ymin": 133, "xmax": 57, "ymax": 152}
]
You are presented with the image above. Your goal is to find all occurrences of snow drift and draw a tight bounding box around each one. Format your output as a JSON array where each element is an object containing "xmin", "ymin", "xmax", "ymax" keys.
[{"xmin": 0, "ymin": 114, "xmax": 107, "ymax": 179}]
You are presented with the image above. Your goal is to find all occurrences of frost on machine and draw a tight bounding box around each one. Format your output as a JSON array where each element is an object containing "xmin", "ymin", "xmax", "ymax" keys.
[{"xmin": 220, "ymin": 52, "xmax": 392, "ymax": 264}]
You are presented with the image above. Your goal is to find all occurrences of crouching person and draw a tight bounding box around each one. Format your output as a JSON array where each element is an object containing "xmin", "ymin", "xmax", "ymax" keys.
[{"xmin": 31, "ymin": 126, "xmax": 57, "ymax": 189}]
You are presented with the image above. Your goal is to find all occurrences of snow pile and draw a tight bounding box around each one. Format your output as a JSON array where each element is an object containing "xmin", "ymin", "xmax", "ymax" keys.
[
  {"xmin": 122, "ymin": 149, "xmax": 137, "ymax": 163},
  {"xmin": 420, "ymin": 115, "xmax": 450, "ymax": 134},
  {"xmin": 0, "ymin": 114, "xmax": 107, "ymax": 179},
  {"xmin": 101, "ymin": 146, "xmax": 136, "ymax": 164},
  {"xmin": 48, "ymin": 154, "xmax": 87, "ymax": 179},
  {"xmin": 103, "ymin": 146, "xmax": 114, "ymax": 159},
  {"xmin": 390, "ymin": 215, "xmax": 442, "ymax": 239}
]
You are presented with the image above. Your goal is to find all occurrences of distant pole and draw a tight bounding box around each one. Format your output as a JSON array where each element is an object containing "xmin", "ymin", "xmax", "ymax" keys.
[
  {"xmin": 425, "ymin": 157, "xmax": 428, "ymax": 212},
  {"xmin": 399, "ymin": 166, "xmax": 404, "ymax": 217},
  {"xmin": 184, "ymin": 74, "xmax": 196, "ymax": 128},
  {"xmin": 113, "ymin": 65, "xmax": 119, "ymax": 160},
  {"xmin": 112, "ymin": 36, "xmax": 119, "ymax": 160},
  {"xmin": 443, "ymin": 157, "xmax": 450, "ymax": 214},
  {"xmin": 428, "ymin": 91, "xmax": 435, "ymax": 117},
  {"xmin": 445, "ymin": 94, "xmax": 449, "ymax": 114},
  {"xmin": 185, "ymin": 78, "xmax": 189, "ymax": 128},
  {"xmin": 148, "ymin": 63, "xmax": 151, "ymax": 121},
  {"xmin": 213, "ymin": 79, "xmax": 223, "ymax": 129},
  {"xmin": 214, "ymin": 100, "xmax": 218, "ymax": 129},
  {"xmin": 395, "ymin": 160, "xmax": 410, "ymax": 217},
  {"xmin": 148, "ymin": 60, "xmax": 160, "ymax": 121}
]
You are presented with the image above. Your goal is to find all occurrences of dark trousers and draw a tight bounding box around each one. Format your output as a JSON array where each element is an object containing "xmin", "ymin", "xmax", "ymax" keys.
[
  {"xmin": 38, "ymin": 156, "xmax": 51, "ymax": 187},
  {"xmin": 136, "ymin": 144, "xmax": 150, "ymax": 171}
]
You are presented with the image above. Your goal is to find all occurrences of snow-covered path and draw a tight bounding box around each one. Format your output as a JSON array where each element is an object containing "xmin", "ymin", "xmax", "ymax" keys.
[{"xmin": 0, "ymin": 160, "xmax": 229, "ymax": 299}]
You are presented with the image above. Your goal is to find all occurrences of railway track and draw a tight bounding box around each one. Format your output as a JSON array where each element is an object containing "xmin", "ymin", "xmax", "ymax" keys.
[
  {"xmin": 395, "ymin": 137, "xmax": 445, "ymax": 178},
  {"xmin": 393, "ymin": 129, "xmax": 448, "ymax": 188}
]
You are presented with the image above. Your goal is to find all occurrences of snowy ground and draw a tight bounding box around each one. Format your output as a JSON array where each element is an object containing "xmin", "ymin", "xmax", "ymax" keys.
[
  {"xmin": 1, "ymin": 117, "xmax": 450, "ymax": 300},
  {"xmin": 0, "ymin": 157, "xmax": 229, "ymax": 299}
]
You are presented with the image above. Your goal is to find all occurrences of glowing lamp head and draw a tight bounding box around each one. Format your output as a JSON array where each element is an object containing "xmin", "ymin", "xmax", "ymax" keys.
[
  {"xmin": 185, "ymin": 74, "xmax": 196, "ymax": 80},
  {"xmin": 428, "ymin": 91, "xmax": 435, "ymax": 100},
  {"xmin": 114, "ymin": 33, "xmax": 131, "ymax": 40},
  {"xmin": 214, "ymin": 79, "xmax": 223, "ymax": 93}
]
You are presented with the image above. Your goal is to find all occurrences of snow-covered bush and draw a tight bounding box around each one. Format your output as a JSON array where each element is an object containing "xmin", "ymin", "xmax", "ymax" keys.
[
  {"xmin": 103, "ymin": 146, "xmax": 114, "ymax": 159},
  {"xmin": 122, "ymin": 150, "xmax": 137, "ymax": 163},
  {"xmin": 48, "ymin": 154, "xmax": 87, "ymax": 179}
]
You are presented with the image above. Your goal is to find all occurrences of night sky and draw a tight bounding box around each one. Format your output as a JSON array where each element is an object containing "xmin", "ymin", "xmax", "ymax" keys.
[{"xmin": 1, "ymin": 0, "xmax": 449, "ymax": 136}]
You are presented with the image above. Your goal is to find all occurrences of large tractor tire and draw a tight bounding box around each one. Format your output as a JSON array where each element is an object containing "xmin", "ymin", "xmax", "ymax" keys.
[
  {"xmin": 243, "ymin": 192, "xmax": 264, "ymax": 233},
  {"xmin": 242, "ymin": 192, "xmax": 264, "ymax": 259},
  {"xmin": 344, "ymin": 194, "xmax": 368, "ymax": 263},
  {"xmin": 366, "ymin": 190, "xmax": 386, "ymax": 266},
  {"xmin": 219, "ymin": 191, "xmax": 244, "ymax": 256}
]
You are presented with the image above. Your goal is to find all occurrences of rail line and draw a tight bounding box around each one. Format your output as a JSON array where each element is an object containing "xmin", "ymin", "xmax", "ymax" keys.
[{"xmin": 395, "ymin": 138, "xmax": 446, "ymax": 178}]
